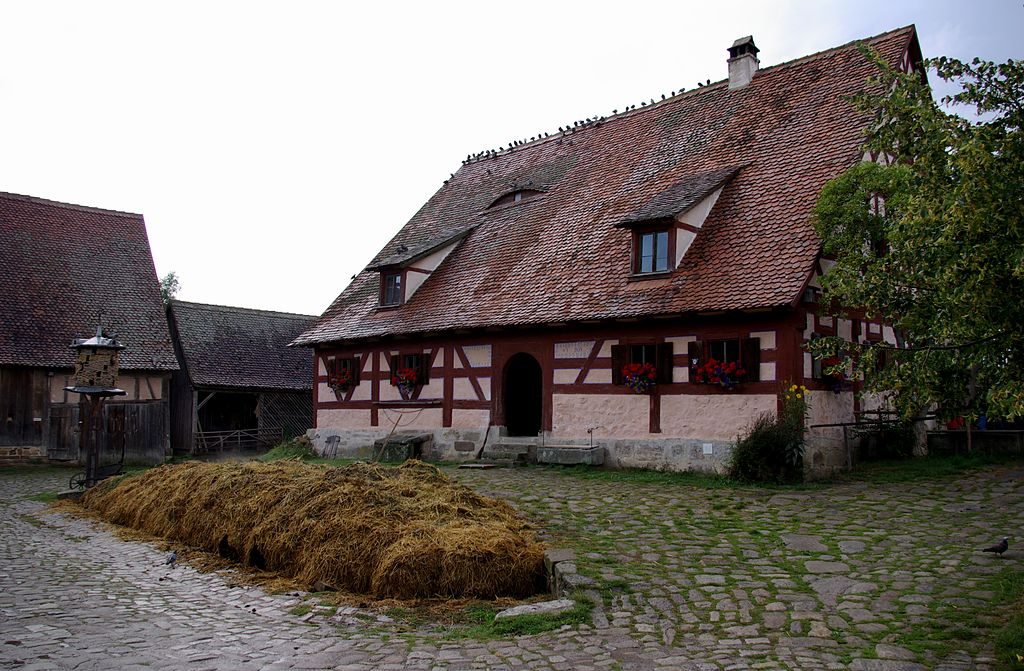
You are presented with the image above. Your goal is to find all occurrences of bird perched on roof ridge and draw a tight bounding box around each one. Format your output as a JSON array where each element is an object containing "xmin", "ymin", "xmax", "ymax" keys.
[
  {"xmin": 983, "ymin": 536, "xmax": 1009, "ymax": 556},
  {"xmin": 165, "ymin": 550, "xmax": 177, "ymax": 568}
]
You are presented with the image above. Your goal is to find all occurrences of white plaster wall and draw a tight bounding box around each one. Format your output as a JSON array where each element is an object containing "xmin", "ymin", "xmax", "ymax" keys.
[
  {"xmin": 555, "ymin": 341, "xmax": 594, "ymax": 359},
  {"xmin": 675, "ymin": 229, "xmax": 696, "ymax": 265},
  {"xmin": 379, "ymin": 383, "xmax": 402, "ymax": 402},
  {"xmin": 584, "ymin": 368, "xmax": 611, "ymax": 384},
  {"xmin": 819, "ymin": 315, "xmax": 834, "ymax": 329},
  {"xmin": 677, "ymin": 186, "xmax": 723, "ymax": 228},
  {"xmin": 868, "ymin": 322, "xmax": 881, "ymax": 335},
  {"xmin": 882, "ymin": 326, "xmax": 898, "ymax": 345},
  {"xmin": 805, "ymin": 390, "xmax": 856, "ymax": 474},
  {"xmin": 666, "ymin": 336, "xmax": 696, "ymax": 383},
  {"xmin": 673, "ymin": 366, "xmax": 690, "ymax": 383},
  {"xmin": 803, "ymin": 352, "xmax": 814, "ymax": 378},
  {"xmin": 404, "ymin": 241, "xmax": 460, "ymax": 300},
  {"xmin": 806, "ymin": 390, "xmax": 854, "ymax": 427},
  {"xmin": 552, "ymin": 393, "xmax": 650, "ymax": 438},
  {"xmin": 660, "ymin": 394, "xmax": 777, "ymax": 441},
  {"xmin": 318, "ymin": 408, "xmax": 374, "ymax": 428},
  {"xmin": 318, "ymin": 382, "xmax": 337, "ymax": 400},
  {"xmin": 749, "ymin": 330, "xmax": 776, "ymax": 350},
  {"xmin": 453, "ymin": 377, "xmax": 477, "ymax": 400},
  {"xmin": 598, "ymin": 340, "xmax": 617, "ymax": 357},
  {"xmin": 554, "ymin": 368, "xmax": 580, "ymax": 385},
  {"xmin": 116, "ymin": 373, "xmax": 164, "ymax": 401},
  {"xmin": 432, "ymin": 348, "xmax": 445, "ymax": 369},
  {"xmin": 838, "ymin": 319, "xmax": 852, "ymax": 340},
  {"xmin": 760, "ymin": 362, "xmax": 777, "ymax": 382},
  {"xmin": 462, "ymin": 345, "xmax": 491, "ymax": 368},
  {"xmin": 419, "ymin": 379, "xmax": 443, "ymax": 399},
  {"xmin": 477, "ymin": 377, "xmax": 491, "ymax": 401},
  {"xmin": 350, "ymin": 383, "xmax": 371, "ymax": 402},
  {"xmin": 451, "ymin": 409, "xmax": 491, "ymax": 429},
  {"xmin": 380, "ymin": 408, "xmax": 444, "ymax": 429},
  {"xmin": 318, "ymin": 357, "xmax": 328, "ymax": 375}
]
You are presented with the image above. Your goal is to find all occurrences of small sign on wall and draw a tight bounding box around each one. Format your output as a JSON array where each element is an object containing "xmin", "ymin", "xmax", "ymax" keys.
[{"xmin": 702, "ymin": 443, "xmax": 714, "ymax": 455}]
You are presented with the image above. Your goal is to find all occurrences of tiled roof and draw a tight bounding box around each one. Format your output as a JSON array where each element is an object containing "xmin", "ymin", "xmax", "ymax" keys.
[
  {"xmin": 169, "ymin": 301, "xmax": 315, "ymax": 391},
  {"xmin": 0, "ymin": 192, "xmax": 178, "ymax": 370},
  {"xmin": 618, "ymin": 165, "xmax": 743, "ymax": 227},
  {"xmin": 295, "ymin": 26, "xmax": 918, "ymax": 347}
]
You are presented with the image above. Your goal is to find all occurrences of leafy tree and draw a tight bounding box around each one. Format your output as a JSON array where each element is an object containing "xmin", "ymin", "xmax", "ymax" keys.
[
  {"xmin": 160, "ymin": 271, "xmax": 181, "ymax": 303},
  {"xmin": 812, "ymin": 50, "xmax": 1024, "ymax": 421}
]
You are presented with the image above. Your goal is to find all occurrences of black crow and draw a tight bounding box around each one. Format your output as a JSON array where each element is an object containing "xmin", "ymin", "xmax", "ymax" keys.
[{"xmin": 983, "ymin": 537, "xmax": 1010, "ymax": 556}]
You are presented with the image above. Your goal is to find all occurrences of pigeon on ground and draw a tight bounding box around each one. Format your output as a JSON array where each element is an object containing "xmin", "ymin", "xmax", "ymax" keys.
[
  {"xmin": 983, "ymin": 537, "xmax": 1009, "ymax": 556},
  {"xmin": 165, "ymin": 550, "xmax": 177, "ymax": 568}
]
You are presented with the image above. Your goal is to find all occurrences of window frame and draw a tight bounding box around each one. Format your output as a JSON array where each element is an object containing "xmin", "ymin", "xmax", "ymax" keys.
[
  {"xmin": 688, "ymin": 337, "xmax": 761, "ymax": 384},
  {"xmin": 611, "ymin": 342, "xmax": 674, "ymax": 385},
  {"xmin": 631, "ymin": 225, "xmax": 674, "ymax": 275},
  {"xmin": 380, "ymin": 271, "xmax": 404, "ymax": 307},
  {"xmin": 326, "ymin": 355, "xmax": 361, "ymax": 389}
]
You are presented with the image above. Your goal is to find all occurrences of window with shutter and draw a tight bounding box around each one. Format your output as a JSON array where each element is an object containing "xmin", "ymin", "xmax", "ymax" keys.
[
  {"xmin": 688, "ymin": 341, "xmax": 704, "ymax": 383},
  {"xmin": 611, "ymin": 342, "xmax": 674, "ymax": 385}
]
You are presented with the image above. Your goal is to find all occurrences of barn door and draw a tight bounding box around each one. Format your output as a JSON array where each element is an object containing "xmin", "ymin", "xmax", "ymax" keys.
[{"xmin": 46, "ymin": 405, "xmax": 80, "ymax": 461}]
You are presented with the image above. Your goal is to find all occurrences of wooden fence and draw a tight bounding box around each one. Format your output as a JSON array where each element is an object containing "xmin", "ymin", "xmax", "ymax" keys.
[{"xmin": 195, "ymin": 427, "xmax": 283, "ymax": 453}]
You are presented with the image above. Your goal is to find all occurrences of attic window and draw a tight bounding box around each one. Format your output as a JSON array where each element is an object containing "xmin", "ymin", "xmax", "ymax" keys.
[
  {"xmin": 632, "ymin": 227, "xmax": 673, "ymax": 274},
  {"xmin": 381, "ymin": 272, "xmax": 402, "ymax": 307},
  {"xmin": 488, "ymin": 189, "xmax": 542, "ymax": 209}
]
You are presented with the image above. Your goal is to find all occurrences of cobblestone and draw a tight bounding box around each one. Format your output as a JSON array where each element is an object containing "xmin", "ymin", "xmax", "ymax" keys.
[{"xmin": 1, "ymin": 464, "xmax": 1019, "ymax": 669}]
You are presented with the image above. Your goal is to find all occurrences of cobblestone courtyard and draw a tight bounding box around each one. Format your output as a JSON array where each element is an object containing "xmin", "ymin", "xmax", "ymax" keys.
[{"xmin": 2, "ymin": 463, "xmax": 1021, "ymax": 670}]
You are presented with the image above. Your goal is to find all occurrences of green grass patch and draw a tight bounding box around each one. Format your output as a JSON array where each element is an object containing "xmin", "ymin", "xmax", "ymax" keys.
[
  {"xmin": 26, "ymin": 491, "xmax": 59, "ymax": 503},
  {"xmin": 289, "ymin": 604, "xmax": 313, "ymax": 616},
  {"xmin": 444, "ymin": 598, "xmax": 592, "ymax": 640},
  {"xmin": 994, "ymin": 568, "xmax": 1024, "ymax": 670},
  {"xmin": 259, "ymin": 439, "xmax": 319, "ymax": 462},
  {"xmin": 526, "ymin": 464, "xmax": 826, "ymax": 490},
  {"xmin": 840, "ymin": 453, "xmax": 1020, "ymax": 484}
]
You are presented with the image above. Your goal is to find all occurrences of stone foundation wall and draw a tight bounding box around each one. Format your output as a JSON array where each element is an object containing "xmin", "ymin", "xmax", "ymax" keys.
[{"xmin": 0, "ymin": 446, "xmax": 44, "ymax": 465}]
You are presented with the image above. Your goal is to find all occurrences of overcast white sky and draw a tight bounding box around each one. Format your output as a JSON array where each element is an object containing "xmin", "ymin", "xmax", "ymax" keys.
[{"xmin": 1, "ymin": 1, "xmax": 1019, "ymax": 316}]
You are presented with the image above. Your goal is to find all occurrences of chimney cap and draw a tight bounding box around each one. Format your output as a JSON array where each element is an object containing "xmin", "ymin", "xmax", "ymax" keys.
[{"xmin": 728, "ymin": 36, "xmax": 759, "ymax": 59}]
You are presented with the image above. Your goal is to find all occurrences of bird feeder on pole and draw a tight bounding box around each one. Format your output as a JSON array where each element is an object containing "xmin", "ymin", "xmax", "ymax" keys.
[{"xmin": 64, "ymin": 326, "xmax": 126, "ymax": 487}]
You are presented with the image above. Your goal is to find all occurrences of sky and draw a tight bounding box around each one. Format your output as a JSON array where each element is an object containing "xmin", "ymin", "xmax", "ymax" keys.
[{"xmin": 1, "ymin": 1, "xmax": 1019, "ymax": 316}]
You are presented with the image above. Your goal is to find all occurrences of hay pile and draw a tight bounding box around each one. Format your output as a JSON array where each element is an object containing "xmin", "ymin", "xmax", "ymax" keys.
[{"xmin": 82, "ymin": 460, "xmax": 545, "ymax": 599}]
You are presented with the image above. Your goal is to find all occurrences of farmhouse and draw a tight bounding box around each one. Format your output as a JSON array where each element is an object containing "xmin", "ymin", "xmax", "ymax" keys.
[
  {"xmin": 292, "ymin": 27, "xmax": 921, "ymax": 473},
  {"xmin": 167, "ymin": 300, "xmax": 315, "ymax": 454},
  {"xmin": 0, "ymin": 192, "xmax": 178, "ymax": 464}
]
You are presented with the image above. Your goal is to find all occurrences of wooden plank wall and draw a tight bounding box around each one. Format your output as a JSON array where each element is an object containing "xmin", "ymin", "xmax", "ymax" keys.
[{"xmin": 0, "ymin": 367, "xmax": 48, "ymax": 446}]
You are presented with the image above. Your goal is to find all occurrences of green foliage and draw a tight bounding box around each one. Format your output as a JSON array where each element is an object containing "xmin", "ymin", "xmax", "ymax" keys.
[
  {"xmin": 811, "ymin": 50, "xmax": 1024, "ymax": 421},
  {"xmin": 259, "ymin": 437, "xmax": 318, "ymax": 461},
  {"xmin": 994, "ymin": 569, "xmax": 1024, "ymax": 670},
  {"xmin": 159, "ymin": 271, "xmax": 180, "ymax": 303},
  {"xmin": 853, "ymin": 419, "xmax": 916, "ymax": 461},
  {"xmin": 444, "ymin": 598, "xmax": 593, "ymax": 640},
  {"xmin": 729, "ymin": 385, "xmax": 807, "ymax": 483}
]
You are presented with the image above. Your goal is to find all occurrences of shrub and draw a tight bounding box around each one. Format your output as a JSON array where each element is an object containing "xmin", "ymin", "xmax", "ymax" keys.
[
  {"xmin": 260, "ymin": 436, "xmax": 317, "ymax": 462},
  {"xmin": 729, "ymin": 384, "xmax": 807, "ymax": 483}
]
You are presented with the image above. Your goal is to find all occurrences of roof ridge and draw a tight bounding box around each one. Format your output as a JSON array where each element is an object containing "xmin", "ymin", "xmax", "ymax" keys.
[
  {"xmin": 458, "ymin": 24, "xmax": 915, "ymax": 165},
  {"xmin": 170, "ymin": 299, "xmax": 316, "ymax": 320},
  {"xmin": 0, "ymin": 191, "xmax": 142, "ymax": 219}
]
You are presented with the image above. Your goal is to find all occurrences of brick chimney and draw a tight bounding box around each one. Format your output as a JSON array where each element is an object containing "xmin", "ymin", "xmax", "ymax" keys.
[{"xmin": 727, "ymin": 36, "xmax": 760, "ymax": 90}]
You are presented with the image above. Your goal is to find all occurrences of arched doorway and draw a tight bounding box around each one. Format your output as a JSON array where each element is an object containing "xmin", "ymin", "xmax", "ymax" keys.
[{"xmin": 504, "ymin": 353, "xmax": 543, "ymax": 437}]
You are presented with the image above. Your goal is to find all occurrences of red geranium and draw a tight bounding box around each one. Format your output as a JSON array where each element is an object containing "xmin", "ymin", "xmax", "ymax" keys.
[
  {"xmin": 392, "ymin": 367, "xmax": 419, "ymax": 394},
  {"xmin": 622, "ymin": 362, "xmax": 657, "ymax": 394},
  {"xmin": 328, "ymin": 367, "xmax": 354, "ymax": 389},
  {"xmin": 693, "ymin": 358, "xmax": 747, "ymax": 389}
]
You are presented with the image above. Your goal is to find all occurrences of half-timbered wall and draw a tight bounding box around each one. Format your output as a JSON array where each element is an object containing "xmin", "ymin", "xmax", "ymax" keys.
[{"xmin": 310, "ymin": 312, "xmax": 842, "ymax": 472}]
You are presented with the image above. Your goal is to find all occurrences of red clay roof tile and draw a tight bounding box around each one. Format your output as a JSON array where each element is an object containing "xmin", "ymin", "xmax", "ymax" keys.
[{"xmin": 295, "ymin": 26, "xmax": 918, "ymax": 346}]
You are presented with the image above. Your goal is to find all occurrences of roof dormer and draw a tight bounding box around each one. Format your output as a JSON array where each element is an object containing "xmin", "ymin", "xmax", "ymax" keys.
[
  {"xmin": 367, "ymin": 226, "xmax": 477, "ymax": 308},
  {"xmin": 616, "ymin": 166, "xmax": 741, "ymax": 276}
]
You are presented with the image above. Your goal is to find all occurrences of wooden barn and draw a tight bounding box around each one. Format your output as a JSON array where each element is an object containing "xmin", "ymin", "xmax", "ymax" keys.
[
  {"xmin": 292, "ymin": 27, "xmax": 923, "ymax": 475},
  {"xmin": 167, "ymin": 301, "xmax": 315, "ymax": 454},
  {"xmin": 0, "ymin": 192, "xmax": 179, "ymax": 464}
]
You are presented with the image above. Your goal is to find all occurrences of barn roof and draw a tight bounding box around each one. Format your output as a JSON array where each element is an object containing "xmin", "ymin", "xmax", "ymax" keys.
[
  {"xmin": 294, "ymin": 26, "xmax": 920, "ymax": 347},
  {"xmin": 169, "ymin": 301, "xmax": 315, "ymax": 392},
  {"xmin": 0, "ymin": 192, "xmax": 178, "ymax": 370}
]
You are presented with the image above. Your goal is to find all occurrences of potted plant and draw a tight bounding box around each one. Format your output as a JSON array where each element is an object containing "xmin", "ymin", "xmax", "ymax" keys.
[
  {"xmin": 622, "ymin": 362, "xmax": 658, "ymax": 394},
  {"xmin": 693, "ymin": 357, "xmax": 747, "ymax": 390},
  {"xmin": 391, "ymin": 367, "xmax": 419, "ymax": 399},
  {"xmin": 328, "ymin": 367, "xmax": 355, "ymax": 394}
]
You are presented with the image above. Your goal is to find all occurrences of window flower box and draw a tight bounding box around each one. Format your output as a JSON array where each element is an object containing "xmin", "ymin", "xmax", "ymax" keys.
[
  {"xmin": 693, "ymin": 357, "xmax": 747, "ymax": 390},
  {"xmin": 391, "ymin": 367, "xmax": 419, "ymax": 400},
  {"xmin": 621, "ymin": 362, "xmax": 658, "ymax": 394}
]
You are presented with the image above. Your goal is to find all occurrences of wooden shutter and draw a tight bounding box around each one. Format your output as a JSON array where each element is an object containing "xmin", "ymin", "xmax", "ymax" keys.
[
  {"xmin": 610, "ymin": 345, "xmax": 625, "ymax": 385},
  {"xmin": 656, "ymin": 342, "xmax": 674, "ymax": 384},
  {"xmin": 351, "ymin": 355, "xmax": 361, "ymax": 384},
  {"xmin": 390, "ymin": 354, "xmax": 400, "ymax": 384},
  {"xmin": 324, "ymin": 356, "xmax": 336, "ymax": 382},
  {"xmin": 688, "ymin": 341, "xmax": 703, "ymax": 383},
  {"xmin": 418, "ymin": 352, "xmax": 430, "ymax": 384},
  {"xmin": 741, "ymin": 338, "xmax": 761, "ymax": 381}
]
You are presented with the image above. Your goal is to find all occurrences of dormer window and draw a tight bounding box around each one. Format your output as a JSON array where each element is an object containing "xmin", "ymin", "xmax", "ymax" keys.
[
  {"xmin": 488, "ymin": 189, "xmax": 542, "ymax": 209},
  {"xmin": 381, "ymin": 272, "xmax": 402, "ymax": 306},
  {"xmin": 633, "ymin": 227, "xmax": 673, "ymax": 274}
]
